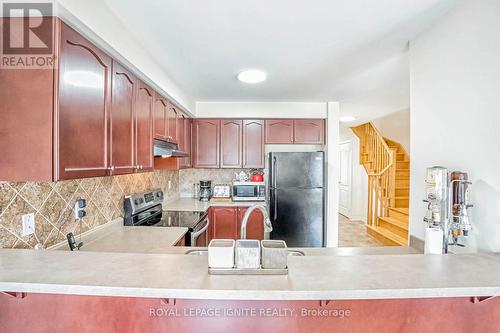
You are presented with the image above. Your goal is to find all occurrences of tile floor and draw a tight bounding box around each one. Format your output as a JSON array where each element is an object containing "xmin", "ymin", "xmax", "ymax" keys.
[{"xmin": 338, "ymin": 214, "xmax": 383, "ymax": 247}]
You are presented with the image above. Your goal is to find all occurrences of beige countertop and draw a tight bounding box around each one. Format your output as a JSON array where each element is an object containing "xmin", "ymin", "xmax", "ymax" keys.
[
  {"xmin": 51, "ymin": 219, "xmax": 188, "ymax": 253},
  {"xmin": 1, "ymin": 249, "xmax": 499, "ymax": 300},
  {"xmin": 163, "ymin": 197, "xmax": 264, "ymax": 212},
  {"xmin": 11, "ymin": 213, "xmax": 495, "ymax": 301}
]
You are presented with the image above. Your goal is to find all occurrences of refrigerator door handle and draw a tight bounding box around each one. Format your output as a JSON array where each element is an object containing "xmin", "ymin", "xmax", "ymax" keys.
[
  {"xmin": 273, "ymin": 156, "xmax": 278, "ymax": 189},
  {"xmin": 273, "ymin": 192, "xmax": 278, "ymax": 221}
]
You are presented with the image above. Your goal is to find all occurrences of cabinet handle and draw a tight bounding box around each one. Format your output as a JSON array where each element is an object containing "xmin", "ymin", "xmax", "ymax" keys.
[{"xmin": 108, "ymin": 166, "xmax": 115, "ymax": 171}]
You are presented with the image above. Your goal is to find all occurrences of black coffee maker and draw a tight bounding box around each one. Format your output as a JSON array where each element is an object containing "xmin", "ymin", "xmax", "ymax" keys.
[{"xmin": 199, "ymin": 180, "xmax": 212, "ymax": 202}]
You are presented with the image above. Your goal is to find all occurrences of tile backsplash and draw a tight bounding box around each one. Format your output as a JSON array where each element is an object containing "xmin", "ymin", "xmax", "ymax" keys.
[
  {"xmin": 0, "ymin": 170, "xmax": 178, "ymax": 249},
  {"xmin": 178, "ymin": 168, "xmax": 256, "ymax": 195}
]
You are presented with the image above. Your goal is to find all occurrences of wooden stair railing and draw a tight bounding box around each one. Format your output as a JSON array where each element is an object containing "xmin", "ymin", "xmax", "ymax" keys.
[{"xmin": 351, "ymin": 123, "xmax": 397, "ymax": 231}]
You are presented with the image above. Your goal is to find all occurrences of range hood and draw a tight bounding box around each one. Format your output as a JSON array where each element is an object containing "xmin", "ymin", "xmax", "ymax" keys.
[{"xmin": 153, "ymin": 139, "xmax": 189, "ymax": 158}]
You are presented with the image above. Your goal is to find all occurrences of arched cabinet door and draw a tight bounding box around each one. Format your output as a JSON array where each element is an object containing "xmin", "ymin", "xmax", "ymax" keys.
[
  {"xmin": 154, "ymin": 96, "xmax": 168, "ymax": 139},
  {"xmin": 135, "ymin": 81, "xmax": 154, "ymax": 171},
  {"xmin": 243, "ymin": 120, "xmax": 264, "ymax": 168},
  {"xmin": 193, "ymin": 119, "xmax": 220, "ymax": 168},
  {"xmin": 110, "ymin": 61, "xmax": 136, "ymax": 175},
  {"xmin": 221, "ymin": 119, "xmax": 243, "ymax": 168},
  {"xmin": 56, "ymin": 22, "xmax": 112, "ymax": 180},
  {"xmin": 265, "ymin": 119, "xmax": 294, "ymax": 144},
  {"xmin": 293, "ymin": 119, "xmax": 325, "ymax": 144}
]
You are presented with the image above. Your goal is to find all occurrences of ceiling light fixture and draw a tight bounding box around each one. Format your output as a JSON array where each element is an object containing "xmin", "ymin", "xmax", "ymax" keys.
[
  {"xmin": 237, "ymin": 69, "xmax": 267, "ymax": 83},
  {"xmin": 340, "ymin": 116, "xmax": 356, "ymax": 123}
]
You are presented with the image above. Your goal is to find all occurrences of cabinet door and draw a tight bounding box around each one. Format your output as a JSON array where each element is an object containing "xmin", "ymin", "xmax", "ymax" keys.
[
  {"xmin": 237, "ymin": 207, "xmax": 264, "ymax": 240},
  {"xmin": 220, "ymin": 119, "xmax": 242, "ymax": 168},
  {"xmin": 265, "ymin": 119, "xmax": 294, "ymax": 144},
  {"xmin": 110, "ymin": 61, "xmax": 136, "ymax": 175},
  {"xmin": 185, "ymin": 118, "xmax": 193, "ymax": 168},
  {"xmin": 167, "ymin": 104, "xmax": 178, "ymax": 143},
  {"xmin": 154, "ymin": 95, "xmax": 167, "ymax": 139},
  {"xmin": 243, "ymin": 120, "xmax": 265, "ymax": 168},
  {"xmin": 293, "ymin": 119, "xmax": 325, "ymax": 144},
  {"xmin": 177, "ymin": 114, "xmax": 186, "ymax": 168},
  {"xmin": 211, "ymin": 207, "xmax": 238, "ymax": 239},
  {"xmin": 135, "ymin": 81, "xmax": 154, "ymax": 171},
  {"xmin": 57, "ymin": 22, "xmax": 112, "ymax": 180},
  {"xmin": 193, "ymin": 119, "xmax": 220, "ymax": 168}
]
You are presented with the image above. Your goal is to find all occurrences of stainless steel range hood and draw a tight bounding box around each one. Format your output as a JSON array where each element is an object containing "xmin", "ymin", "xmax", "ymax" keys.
[{"xmin": 153, "ymin": 139, "xmax": 189, "ymax": 158}]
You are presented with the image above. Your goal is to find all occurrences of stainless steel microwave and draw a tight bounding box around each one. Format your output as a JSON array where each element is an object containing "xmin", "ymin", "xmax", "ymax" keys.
[{"xmin": 232, "ymin": 181, "xmax": 266, "ymax": 201}]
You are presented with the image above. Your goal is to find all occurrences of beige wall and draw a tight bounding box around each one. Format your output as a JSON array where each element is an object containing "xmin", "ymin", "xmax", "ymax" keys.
[
  {"xmin": 371, "ymin": 108, "xmax": 410, "ymax": 153},
  {"xmin": 0, "ymin": 170, "xmax": 178, "ymax": 249}
]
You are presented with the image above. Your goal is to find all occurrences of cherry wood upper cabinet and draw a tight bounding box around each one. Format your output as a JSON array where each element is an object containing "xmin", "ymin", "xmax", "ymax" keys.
[
  {"xmin": 193, "ymin": 119, "xmax": 220, "ymax": 168},
  {"xmin": 211, "ymin": 207, "xmax": 238, "ymax": 240},
  {"xmin": 135, "ymin": 81, "xmax": 154, "ymax": 171},
  {"xmin": 265, "ymin": 119, "xmax": 294, "ymax": 144},
  {"xmin": 177, "ymin": 113, "xmax": 186, "ymax": 168},
  {"xmin": 293, "ymin": 119, "xmax": 325, "ymax": 144},
  {"xmin": 237, "ymin": 207, "xmax": 264, "ymax": 240},
  {"xmin": 109, "ymin": 61, "xmax": 136, "ymax": 175},
  {"xmin": 220, "ymin": 120, "xmax": 243, "ymax": 168},
  {"xmin": 167, "ymin": 104, "xmax": 178, "ymax": 143},
  {"xmin": 184, "ymin": 118, "xmax": 193, "ymax": 168},
  {"xmin": 243, "ymin": 120, "xmax": 265, "ymax": 168},
  {"xmin": 57, "ymin": 22, "xmax": 112, "ymax": 180},
  {"xmin": 154, "ymin": 95, "xmax": 168, "ymax": 139}
]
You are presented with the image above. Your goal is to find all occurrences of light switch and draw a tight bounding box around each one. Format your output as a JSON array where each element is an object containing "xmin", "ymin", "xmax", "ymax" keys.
[{"xmin": 21, "ymin": 213, "xmax": 35, "ymax": 237}]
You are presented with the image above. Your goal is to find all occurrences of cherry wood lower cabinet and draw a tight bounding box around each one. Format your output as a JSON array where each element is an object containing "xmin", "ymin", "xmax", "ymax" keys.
[
  {"xmin": 237, "ymin": 207, "xmax": 264, "ymax": 240},
  {"xmin": 209, "ymin": 207, "xmax": 238, "ymax": 240},
  {"xmin": 209, "ymin": 206, "xmax": 264, "ymax": 241},
  {"xmin": 2, "ymin": 295, "xmax": 498, "ymax": 333}
]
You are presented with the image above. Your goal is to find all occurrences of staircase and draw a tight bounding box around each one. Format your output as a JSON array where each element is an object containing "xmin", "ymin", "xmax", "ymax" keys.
[{"xmin": 351, "ymin": 123, "xmax": 409, "ymax": 246}]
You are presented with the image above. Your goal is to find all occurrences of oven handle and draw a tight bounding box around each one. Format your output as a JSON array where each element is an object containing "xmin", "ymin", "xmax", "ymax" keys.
[{"xmin": 191, "ymin": 217, "xmax": 210, "ymax": 244}]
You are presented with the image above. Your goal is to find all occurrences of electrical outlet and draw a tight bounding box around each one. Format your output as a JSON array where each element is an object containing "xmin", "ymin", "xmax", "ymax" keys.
[
  {"xmin": 21, "ymin": 213, "xmax": 35, "ymax": 237},
  {"xmin": 168, "ymin": 180, "xmax": 172, "ymax": 190}
]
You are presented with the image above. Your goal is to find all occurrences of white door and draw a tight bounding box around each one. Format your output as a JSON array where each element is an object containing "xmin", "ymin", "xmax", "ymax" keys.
[{"xmin": 338, "ymin": 141, "xmax": 352, "ymax": 217}]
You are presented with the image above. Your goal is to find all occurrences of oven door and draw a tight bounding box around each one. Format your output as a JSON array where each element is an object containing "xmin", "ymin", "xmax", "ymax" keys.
[{"xmin": 190, "ymin": 213, "xmax": 210, "ymax": 247}]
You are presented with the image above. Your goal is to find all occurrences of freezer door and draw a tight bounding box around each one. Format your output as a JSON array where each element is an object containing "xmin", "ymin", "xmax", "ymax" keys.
[
  {"xmin": 269, "ymin": 152, "xmax": 324, "ymax": 189},
  {"xmin": 270, "ymin": 188, "xmax": 324, "ymax": 247}
]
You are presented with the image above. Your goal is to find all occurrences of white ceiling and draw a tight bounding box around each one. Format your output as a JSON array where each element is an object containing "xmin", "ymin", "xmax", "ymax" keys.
[{"xmin": 104, "ymin": 0, "xmax": 458, "ymax": 119}]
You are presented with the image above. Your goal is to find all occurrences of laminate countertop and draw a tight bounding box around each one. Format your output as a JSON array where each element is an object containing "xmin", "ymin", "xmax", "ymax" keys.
[
  {"xmin": 50, "ymin": 220, "xmax": 188, "ymax": 253},
  {"xmin": 163, "ymin": 197, "xmax": 264, "ymax": 212},
  {"xmin": 1, "ymin": 248, "xmax": 499, "ymax": 301}
]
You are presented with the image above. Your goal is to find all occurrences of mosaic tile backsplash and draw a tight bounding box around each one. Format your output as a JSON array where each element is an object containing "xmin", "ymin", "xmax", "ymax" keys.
[
  {"xmin": 178, "ymin": 168, "xmax": 256, "ymax": 195},
  {"xmin": 0, "ymin": 170, "xmax": 178, "ymax": 249}
]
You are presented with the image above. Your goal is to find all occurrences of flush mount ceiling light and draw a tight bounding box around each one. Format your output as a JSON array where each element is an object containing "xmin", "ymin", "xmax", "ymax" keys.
[
  {"xmin": 237, "ymin": 69, "xmax": 267, "ymax": 83},
  {"xmin": 340, "ymin": 116, "xmax": 356, "ymax": 123}
]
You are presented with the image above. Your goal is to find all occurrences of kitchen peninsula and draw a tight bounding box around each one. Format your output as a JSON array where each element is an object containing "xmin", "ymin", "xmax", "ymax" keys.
[{"xmin": 1, "ymin": 248, "xmax": 499, "ymax": 332}]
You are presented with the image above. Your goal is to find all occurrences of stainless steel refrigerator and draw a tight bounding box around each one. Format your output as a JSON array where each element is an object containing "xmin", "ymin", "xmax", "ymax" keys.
[{"xmin": 268, "ymin": 152, "xmax": 325, "ymax": 247}]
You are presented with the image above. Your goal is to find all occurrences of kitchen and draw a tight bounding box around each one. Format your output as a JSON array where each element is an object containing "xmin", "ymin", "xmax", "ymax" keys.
[{"xmin": 1, "ymin": 1, "xmax": 500, "ymax": 332}]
